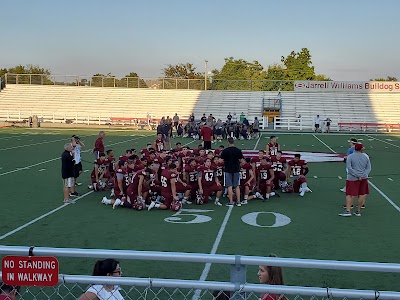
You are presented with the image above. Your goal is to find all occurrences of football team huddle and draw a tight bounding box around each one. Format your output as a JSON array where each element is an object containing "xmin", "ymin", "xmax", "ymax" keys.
[{"xmin": 92, "ymin": 135, "xmax": 312, "ymax": 211}]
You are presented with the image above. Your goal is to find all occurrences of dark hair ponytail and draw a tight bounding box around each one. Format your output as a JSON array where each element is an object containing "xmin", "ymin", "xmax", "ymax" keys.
[{"xmin": 92, "ymin": 259, "xmax": 119, "ymax": 276}]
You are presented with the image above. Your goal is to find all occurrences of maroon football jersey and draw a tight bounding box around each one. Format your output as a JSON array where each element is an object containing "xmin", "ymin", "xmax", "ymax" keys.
[
  {"xmin": 240, "ymin": 163, "xmax": 252, "ymax": 184},
  {"xmin": 155, "ymin": 139, "xmax": 165, "ymax": 152},
  {"xmin": 160, "ymin": 169, "xmax": 177, "ymax": 195},
  {"xmin": 257, "ymin": 164, "xmax": 273, "ymax": 182},
  {"xmin": 267, "ymin": 142, "xmax": 279, "ymax": 157},
  {"xmin": 270, "ymin": 156, "xmax": 287, "ymax": 172},
  {"xmin": 184, "ymin": 165, "xmax": 198, "ymax": 184},
  {"xmin": 289, "ymin": 159, "xmax": 307, "ymax": 176},
  {"xmin": 214, "ymin": 162, "xmax": 224, "ymax": 180},
  {"xmin": 91, "ymin": 158, "xmax": 109, "ymax": 178},
  {"xmin": 198, "ymin": 165, "xmax": 216, "ymax": 186}
]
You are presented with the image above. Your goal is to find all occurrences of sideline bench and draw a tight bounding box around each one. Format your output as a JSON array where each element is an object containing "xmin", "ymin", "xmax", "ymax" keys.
[
  {"xmin": 109, "ymin": 117, "xmax": 135, "ymax": 126},
  {"xmin": 338, "ymin": 122, "xmax": 400, "ymax": 132}
]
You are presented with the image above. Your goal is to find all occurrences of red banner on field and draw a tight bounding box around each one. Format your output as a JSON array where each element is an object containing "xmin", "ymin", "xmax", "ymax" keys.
[{"xmin": 1, "ymin": 256, "xmax": 59, "ymax": 286}]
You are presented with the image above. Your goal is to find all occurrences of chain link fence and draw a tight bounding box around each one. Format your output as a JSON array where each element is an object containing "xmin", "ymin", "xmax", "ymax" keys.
[
  {"xmin": 3, "ymin": 74, "xmax": 294, "ymax": 91},
  {"xmin": 1, "ymin": 278, "xmax": 397, "ymax": 300}
]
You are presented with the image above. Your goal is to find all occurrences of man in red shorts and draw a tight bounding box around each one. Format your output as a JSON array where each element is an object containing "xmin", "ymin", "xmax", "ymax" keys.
[{"xmin": 339, "ymin": 143, "xmax": 371, "ymax": 217}]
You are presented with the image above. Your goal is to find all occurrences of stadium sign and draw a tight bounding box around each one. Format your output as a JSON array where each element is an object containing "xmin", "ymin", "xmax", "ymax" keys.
[
  {"xmin": 242, "ymin": 150, "xmax": 345, "ymax": 163},
  {"xmin": 294, "ymin": 80, "xmax": 400, "ymax": 93},
  {"xmin": 1, "ymin": 256, "xmax": 59, "ymax": 286}
]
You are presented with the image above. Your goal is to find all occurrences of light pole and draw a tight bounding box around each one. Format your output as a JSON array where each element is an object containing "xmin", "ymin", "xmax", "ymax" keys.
[{"xmin": 204, "ymin": 60, "xmax": 208, "ymax": 90}]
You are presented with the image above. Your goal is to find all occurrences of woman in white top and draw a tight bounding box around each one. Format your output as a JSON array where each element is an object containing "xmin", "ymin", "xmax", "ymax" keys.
[{"xmin": 78, "ymin": 259, "xmax": 124, "ymax": 300}]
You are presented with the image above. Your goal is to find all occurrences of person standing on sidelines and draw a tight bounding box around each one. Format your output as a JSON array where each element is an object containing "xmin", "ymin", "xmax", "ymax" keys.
[
  {"xmin": 340, "ymin": 137, "xmax": 358, "ymax": 193},
  {"xmin": 71, "ymin": 135, "xmax": 85, "ymax": 187},
  {"xmin": 93, "ymin": 131, "xmax": 105, "ymax": 160},
  {"xmin": 339, "ymin": 143, "xmax": 371, "ymax": 217},
  {"xmin": 200, "ymin": 123, "xmax": 213, "ymax": 150},
  {"xmin": 220, "ymin": 137, "xmax": 244, "ymax": 206},
  {"xmin": 314, "ymin": 115, "xmax": 320, "ymax": 132},
  {"xmin": 62, "ymin": 143, "xmax": 77, "ymax": 203}
]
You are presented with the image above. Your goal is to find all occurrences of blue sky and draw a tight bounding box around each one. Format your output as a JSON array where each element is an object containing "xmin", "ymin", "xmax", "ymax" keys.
[{"xmin": 1, "ymin": 0, "xmax": 399, "ymax": 80}]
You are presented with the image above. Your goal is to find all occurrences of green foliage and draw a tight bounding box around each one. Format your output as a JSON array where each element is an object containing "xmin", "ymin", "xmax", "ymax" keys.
[
  {"xmin": 163, "ymin": 63, "xmax": 203, "ymax": 79},
  {"xmin": 90, "ymin": 72, "xmax": 148, "ymax": 88},
  {"xmin": 2, "ymin": 64, "xmax": 52, "ymax": 84},
  {"xmin": 370, "ymin": 76, "xmax": 398, "ymax": 81},
  {"xmin": 211, "ymin": 57, "xmax": 267, "ymax": 90}
]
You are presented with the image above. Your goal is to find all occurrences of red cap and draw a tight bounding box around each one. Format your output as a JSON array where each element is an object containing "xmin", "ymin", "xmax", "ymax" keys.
[{"xmin": 354, "ymin": 143, "xmax": 363, "ymax": 151}]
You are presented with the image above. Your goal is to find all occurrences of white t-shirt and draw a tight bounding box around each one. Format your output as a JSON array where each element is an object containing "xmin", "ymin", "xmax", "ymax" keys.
[
  {"xmin": 87, "ymin": 285, "xmax": 124, "ymax": 300},
  {"xmin": 74, "ymin": 144, "xmax": 81, "ymax": 164}
]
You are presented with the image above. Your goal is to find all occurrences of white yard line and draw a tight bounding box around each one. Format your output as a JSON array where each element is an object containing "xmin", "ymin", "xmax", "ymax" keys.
[
  {"xmin": 0, "ymin": 191, "xmax": 94, "ymax": 241},
  {"xmin": 0, "ymin": 135, "xmax": 153, "ymax": 240},
  {"xmin": 312, "ymin": 134, "xmax": 400, "ymax": 213},
  {"xmin": 0, "ymin": 136, "xmax": 149, "ymax": 177},
  {"xmin": 365, "ymin": 134, "xmax": 400, "ymax": 149},
  {"xmin": 192, "ymin": 135, "xmax": 261, "ymax": 300},
  {"xmin": 0, "ymin": 138, "xmax": 68, "ymax": 151}
]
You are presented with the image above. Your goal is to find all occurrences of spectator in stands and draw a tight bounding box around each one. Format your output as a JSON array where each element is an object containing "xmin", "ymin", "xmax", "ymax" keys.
[
  {"xmin": 189, "ymin": 113, "xmax": 195, "ymax": 123},
  {"xmin": 176, "ymin": 123, "xmax": 184, "ymax": 137},
  {"xmin": 78, "ymin": 259, "xmax": 124, "ymax": 300},
  {"xmin": 62, "ymin": 143, "xmax": 77, "ymax": 203},
  {"xmin": 232, "ymin": 112, "xmax": 238, "ymax": 123},
  {"xmin": 173, "ymin": 113, "xmax": 179, "ymax": 129},
  {"xmin": 240, "ymin": 112, "xmax": 245, "ymax": 122},
  {"xmin": 200, "ymin": 123, "xmax": 213, "ymax": 150},
  {"xmin": 257, "ymin": 254, "xmax": 286, "ymax": 300},
  {"xmin": 220, "ymin": 137, "xmax": 244, "ymax": 206},
  {"xmin": 72, "ymin": 135, "xmax": 85, "ymax": 187},
  {"xmin": 201, "ymin": 113, "xmax": 207, "ymax": 123},
  {"xmin": 227, "ymin": 112, "xmax": 232, "ymax": 123},
  {"xmin": 243, "ymin": 117, "xmax": 250, "ymax": 127},
  {"xmin": 93, "ymin": 131, "xmax": 105, "ymax": 160},
  {"xmin": 314, "ymin": 115, "xmax": 320, "ymax": 132},
  {"xmin": 325, "ymin": 117, "xmax": 332, "ymax": 133},
  {"xmin": 339, "ymin": 143, "xmax": 371, "ymax": 217},
  {"xmin": 0, "ymin": 282, "xmax": 20, "ymax": 300}
]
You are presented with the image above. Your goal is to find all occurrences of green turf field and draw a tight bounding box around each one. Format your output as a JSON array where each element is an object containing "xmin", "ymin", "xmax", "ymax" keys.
[{"xmin": 0, "ymin": 128, "xmax": 399, "ymax": 296}]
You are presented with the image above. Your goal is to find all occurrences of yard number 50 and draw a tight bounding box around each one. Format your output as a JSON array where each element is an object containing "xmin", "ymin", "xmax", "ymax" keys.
[{"xmin": 164, "ymin": 209, "xmax": 291, "ymax": 228}]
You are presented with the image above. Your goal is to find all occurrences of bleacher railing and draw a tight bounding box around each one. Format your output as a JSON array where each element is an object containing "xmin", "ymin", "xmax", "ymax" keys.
[
  {"xmin": 3, "ymin": 73, "xmax": 294, "ymax": 91},
  {"xmin": 0, "ymin": 245, "xmax": 399, "ymax": 300},
  {"xmin": 270, "ymin": 116, "xmax": 400, "ymax": 132}
]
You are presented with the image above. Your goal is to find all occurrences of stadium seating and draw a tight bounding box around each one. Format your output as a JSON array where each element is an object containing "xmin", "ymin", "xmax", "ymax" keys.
[
  {"xmin": 0, "ymin": 85, "xmax": 273, "ymax": 124},
  {"xmin": 281, "ymin": 92, "xmax": 400, "ymax": 123}
]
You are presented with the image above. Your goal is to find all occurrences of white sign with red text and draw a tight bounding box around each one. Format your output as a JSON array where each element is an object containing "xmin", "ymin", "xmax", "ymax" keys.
[{"xmin": 294, "ymin": 81, "xmax": 400, "ymax": 93}]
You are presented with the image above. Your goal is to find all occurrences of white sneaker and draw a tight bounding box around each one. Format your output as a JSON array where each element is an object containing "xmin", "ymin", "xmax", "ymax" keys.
[
  {"xmin": 269, "ymin": 192, "xmax": 276, "ymax": 197},
  {"xmin": 255, "ymin": 192, "xmax": 264, "ymax": 200},
  {"xmin": 88, "ymin": 184, "xmax": 93, "ymax": 190},
  {"xmin": 182, "ymin": 199, "xmax": 192, "ymax": 204},
  {"xmin": 306, "ymin": 187, "xmax": 312, "ymax": 193},
  {"xmin": 214, "ymin": 200, "xmax": 222, "ymax": 206},
  {"xmin": 240, "ymin": 200, "xmax": 248, "ymax": 205},
  {"xmin": 101, "ymin": 197, "xmax": 108, "ymax": 204},
  {"xmin": 340, "ymin": 187, "xmax": 346, "ymax": 192},
  {"xmin": 113, "ymin": 199, "xmax": 122, "ymax": 209},
  {"xmin": 299, "ymin": 189, "xmax": 306, "ymax": 197},
  {"xmin": 236, "ymin": 202, "xmax": 242, "ymax": 207},
  {"xmin": 148, "ymin": 201, "xmax": 156, "ymax": 211},
  {"xmin": 110, "ymin": 188, "xmax": 115, "ymax": 197}
]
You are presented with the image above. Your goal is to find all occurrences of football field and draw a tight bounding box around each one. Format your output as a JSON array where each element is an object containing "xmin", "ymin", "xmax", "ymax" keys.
[{"xmin": 0, "ymin": 128, "xmax": 399, "ymax": 296}]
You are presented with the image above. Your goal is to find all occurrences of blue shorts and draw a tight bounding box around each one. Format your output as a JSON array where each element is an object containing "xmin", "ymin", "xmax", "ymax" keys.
[{"xmin": 224, "ymin": 172, "xmax": 240, "ymax": 187}]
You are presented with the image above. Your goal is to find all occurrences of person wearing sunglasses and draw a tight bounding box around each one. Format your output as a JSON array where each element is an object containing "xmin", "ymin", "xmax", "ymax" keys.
[{"xmin": 79, "ymin": 259, "xmax": 124, "ymax": 300}]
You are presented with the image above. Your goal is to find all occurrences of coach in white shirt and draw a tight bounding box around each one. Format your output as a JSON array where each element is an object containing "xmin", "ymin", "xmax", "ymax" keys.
[
  {"xmin": 314, "ymin": 115, "xmax": 320, "ymax": 132},
  {"xmin": 72, "ymin": 135, "xmax": 85, "ymax": 187}
]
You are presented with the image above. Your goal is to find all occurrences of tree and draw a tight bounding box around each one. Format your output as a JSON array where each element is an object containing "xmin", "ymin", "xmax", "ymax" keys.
[
  {"xmin": 281, "ymin": 48, "xmax": 315, "ymax": 80},
  {"xmin": 121, "ymin": 72, "xmax": 148, "ymax": 88},
  {"xmin": 2, "ymin": 64, "xmax": 52, "ymax": 84},
  {"xmin": 211, "ymin": 57, "xmax": 267, "ymax": 90},
  {"xmin": 370, "ymin": 76, "xmax": 398, "ymax": 81},
  {"xmin": 162, "ymin": 63, "xmax": 203, "ymax": 89}
]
